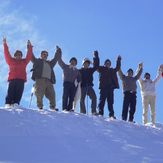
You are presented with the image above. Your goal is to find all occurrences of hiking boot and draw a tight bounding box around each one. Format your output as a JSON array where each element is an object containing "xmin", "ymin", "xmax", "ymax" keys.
[
  {"xmin": 5, "ymin": 104, "xmax": 11, "ymax": 108},
  {"xmin": 50, "ymin": 107, "xmax": 59, "ymax": 111},
  {"xmin": 12, "ymin": 103, "xmax": 19, "ymax": 107},
  {"xmin": 109, "ymin": 116, "xmax": 116, "ymax": 119},
  {"xmin": 38, "ymin": 107, "xmax": 43, "ymax": 110},
  {"xmin": 92, "ymin": 112, "xmax": 99, "ymax": 116}
]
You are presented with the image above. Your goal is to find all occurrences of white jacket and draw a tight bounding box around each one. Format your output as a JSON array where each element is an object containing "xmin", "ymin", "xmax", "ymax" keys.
[{"xmin": 138, "ymin": 70, "xmax": 162, "ymax": 97}]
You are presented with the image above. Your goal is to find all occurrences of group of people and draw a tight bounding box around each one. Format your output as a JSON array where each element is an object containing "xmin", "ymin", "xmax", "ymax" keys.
[{"xmin": 3, "ymin": 37, "xmax": 163, "ymax": 125}]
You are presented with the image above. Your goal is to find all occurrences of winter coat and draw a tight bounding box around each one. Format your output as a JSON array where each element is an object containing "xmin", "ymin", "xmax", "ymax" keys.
[
  {"xmin": 118, "ymin": 68, "xmax": 142, "ymax": 93},
  {"xmin": 138, "ymin": 70, "xmax": 162, "ymax": 96},
  {"xmin": 30, "ymin": 52, "xmax": 59, "ymax": 84},
  {"xmin": 79, "ymin": 56, "xmax": 99, "ymax": 87},
  {"xmin": 4, "ymin": 44, "xmax": 33, "ymax": 82},
  {"xmin": 58, "ymin": 58, "xmax": 82, "ymax": 83},
  {"xmin": 97, "ymin": 58, "xmax": 121, "ymax": 89}
]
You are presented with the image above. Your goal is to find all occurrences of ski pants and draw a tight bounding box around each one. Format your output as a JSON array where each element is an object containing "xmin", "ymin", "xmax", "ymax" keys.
[
  {"xmin": 122, "ymin": 91, "xmax": 137, "ymax": 121},
  {"xmin": 80, "ymin": 86, "xmax": 97, "ymax": 114},
  {"xmin": 5, "ymin": 79, "xmax": 24, "ymax": 105},
  {"xmin": 98, "ymin": 87, "xmax": 114, "ymax": 117},
  {"xmin": 142, "ymin": 95, "xmax": 156, "ymax": 125},
  {"xmin": 62, "ymin": 82, "xmax": 76, "ymax": 111},
  {"xmin": 34, "ymin": 78, "xmax": 56, "ymax": 109}
]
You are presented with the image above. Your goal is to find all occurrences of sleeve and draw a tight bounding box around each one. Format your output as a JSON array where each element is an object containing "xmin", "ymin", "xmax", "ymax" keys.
[
  {"xmin": 118, "ymin": 69, "xmax": 125, "ymax": 80},
  {"xmin": 92, "ymin": 56, "xmax": 99, "ymax": 72},
  {"xmin": 152, "ymin": 69, "xmax": 162, "ymax": 86},
  {"xmin": 4, "ymin": 44, "xmax": 12, "ymax": 64},
  {"xmin": 114, "ymin": 58, "xmax": 121, "ymax": 72},
  {"xmin": 96, "ymin": 66, "xmax": 102, "ymax": 73},
  {"xmin": 134, "ymin": 68, "xmax": 143, "ymax": 80},
  {"xmin": 58, "ymin": 57, "xmax": 66, "ymax": 70},
  {"xmin": 25, "ymin": 45, "xmax": 33, "ymax": 65},
  {"xmin": 50, "ymin": 50, "xmax": 61, "ymax": 67}
]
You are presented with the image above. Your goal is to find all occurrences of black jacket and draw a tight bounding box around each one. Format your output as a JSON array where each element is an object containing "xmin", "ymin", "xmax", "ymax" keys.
[
  {"xmin": 97, "ymin": 58, "xmax": 121, "ymax": 89},
  {"xmin": 79, "ymin": 56, "xmax": 99, "ymax": 87}
]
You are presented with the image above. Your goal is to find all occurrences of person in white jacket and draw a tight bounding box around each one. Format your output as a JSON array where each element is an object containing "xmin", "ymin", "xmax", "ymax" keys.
[{"xmin": 138, "ymin": 65, "xmax": 163, "ymax": 125}]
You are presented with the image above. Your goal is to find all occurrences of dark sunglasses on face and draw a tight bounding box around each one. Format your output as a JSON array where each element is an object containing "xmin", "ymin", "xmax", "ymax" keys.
[{"xmin": 42, "ymin": 53, "xmax": 48, "ymax": 56}]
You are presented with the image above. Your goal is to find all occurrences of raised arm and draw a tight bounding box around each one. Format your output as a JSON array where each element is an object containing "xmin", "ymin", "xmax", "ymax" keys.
[
  {"xmin": 134, "ymin": 62, "xmax": 143, "ymax": 80},
  {"xmin": 152, "ymin": 65, "xmax": 162, "ymax": 85},
  {"xmin": 25, "ymin": 40, "xmax": 33, "ymax": 65},
  {"xmin": 57, "ymin": 46, "xmax": 67, "ymax": 69},
  {"xmin": 3, "ymin": 37, "xmax": 12, "ymax": 64},
  {"xmin": 114, "ymin": 55, "xmax": 121, "ymax": 72},
  {"xmin": 92, "ymin": 50, "xmax": 99, "ymax": 71},
  {"xmin": 51, "ymin": 45, "xmax": 63, "ymax": 68}
]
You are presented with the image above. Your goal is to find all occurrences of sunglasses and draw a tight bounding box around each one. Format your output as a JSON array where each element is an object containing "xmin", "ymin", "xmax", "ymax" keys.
[{"xmin": 42, "ymin": 53, "xmax": 48, "ymax": 56}]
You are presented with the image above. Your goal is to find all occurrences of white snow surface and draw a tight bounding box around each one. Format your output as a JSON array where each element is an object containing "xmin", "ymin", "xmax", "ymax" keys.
[{"xmin": 0, "ymin": 106, "xmax": 163, "ymax": 163}]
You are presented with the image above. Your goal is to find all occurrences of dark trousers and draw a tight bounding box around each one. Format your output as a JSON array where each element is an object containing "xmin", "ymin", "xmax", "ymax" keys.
[
  {"xmin": 62, "ymin": 82, "xmax": 76, "ymax": 111},
  {"xmin": 122, "ymin": 91, "xmax": 137, "ymax": 121},
  {"xmin": 5, "ymin": 79, "xmax": 24, "ymax": 105},
  {"xmin": 98, "ymin": 87, "xmax": 114, "ymax": 117}
]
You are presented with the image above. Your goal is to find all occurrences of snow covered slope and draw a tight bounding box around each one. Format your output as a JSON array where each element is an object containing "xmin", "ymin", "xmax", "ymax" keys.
[{"xmin": 0, "ymin": 106, "xmax": 163, "ymax": 163}]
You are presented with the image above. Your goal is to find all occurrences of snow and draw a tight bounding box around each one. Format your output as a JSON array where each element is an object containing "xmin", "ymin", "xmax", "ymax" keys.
[{"xmin": 0, "ymin": 106, "xmax": 163, "ymax": 163}]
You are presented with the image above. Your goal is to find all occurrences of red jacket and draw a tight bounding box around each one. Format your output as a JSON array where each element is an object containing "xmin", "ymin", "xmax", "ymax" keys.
[{"xmin": 4, "ymin": 44, "xmax": 33, "ymax": 82}]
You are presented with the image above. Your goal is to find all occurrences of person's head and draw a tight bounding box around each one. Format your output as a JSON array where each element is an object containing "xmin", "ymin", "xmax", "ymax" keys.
[
  {"xmin": 14, "ymin": 50, "xmax": 23, "ymax": 60},
  {"xmin": 82, "ymin": 58, "xmax": 92, "ymax": 69},
  {"xmin": 144, "ymin": 72, "xmax": 150, "ymax": 79},
  {"xmin": 127, "ymin": 68, "xmax": 133, "ymax": 77},
  {"xmin": 69, "ymin": 57, "xmax": 77, "ymax": 66},
  {"xmin": 104, "ymin": 59, "xmax": 111, "ymax": 68},
  {"xmin": 40, "ymin": 50, "xmax": 48, "ymax": 61}
]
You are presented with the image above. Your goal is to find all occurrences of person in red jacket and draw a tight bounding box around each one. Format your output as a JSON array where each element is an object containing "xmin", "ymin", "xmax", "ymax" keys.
[{"xmin": 3, "ymin": 37, "xmax": 33, "ymax": 107}]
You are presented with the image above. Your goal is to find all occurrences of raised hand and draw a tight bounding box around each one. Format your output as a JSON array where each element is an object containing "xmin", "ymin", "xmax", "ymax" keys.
[
  {"xmin": 27, "ymin": 40, "xmax": 31, "ymax": 46},
  {"xmin": 3, "ymin": 37, "xmax": 6, "ymax": 44},
  {"xmin": 93, "ymin": 50, "xmax": 98, "ymax": 57},
  {"xmin": 56, "ymin": 45, "xmax": 62, "ymax": 57},
  {"xmin": 117, "ymin": 55, "xmax": 121, "ymax": 60},
  {"xmin": 138, "ymin": 62, "xmax": 143, "ymax": 68}
]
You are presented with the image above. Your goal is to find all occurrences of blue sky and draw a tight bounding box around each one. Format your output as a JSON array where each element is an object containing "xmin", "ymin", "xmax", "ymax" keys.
[{"xmin": 0, "ymin": 0, "xmax": 163, "ymax": 124}]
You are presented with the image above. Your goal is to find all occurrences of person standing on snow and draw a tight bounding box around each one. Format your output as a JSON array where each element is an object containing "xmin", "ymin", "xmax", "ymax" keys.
[
  {"xmin": 97, "ymin": 55, "xmax": 121, "ymax": 117},
  {"xmin": 118, "ymin": 62, "xmax": 143, "ymax": 122},
  {"xmin": 79, "ymin": 50, "xmax": 99, "ymax": 115},
  {"xmin": 30, "ymin": 45, "xmax": 61, "ymax": 110},
  {"xmin": 3, "ymin": 37, "xmax": 33, "ymax": 107},
  {"xmin": 58, "ymin": 49, "xmax": 81, "ymax": 112},
  {"xmin": 137, "ymin": 65, "xmax": 163, "ymax": 125}
]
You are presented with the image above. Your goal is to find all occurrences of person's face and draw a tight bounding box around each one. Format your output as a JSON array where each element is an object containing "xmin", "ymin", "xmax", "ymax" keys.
[
  {"xmin": 14, "ymin": 53, "xmax": 22, "ymax": 60},
  {"xmin": 70, "ymin": 60, "xmax": 77, "ymax": 66},
  {"xmin": 105, "ymin": 61, "xmax": 111, "ymax": 68},
  {"xmin": 145, "ymin": 74, "xmax": 150, "ymax": 79},
  {"xmin": 83, "ymin": 62, "xmax": 90, "ymax": 69},
  {"xmin": 127, "ymin": 71, "xmax": 133, "ymax": 77},
  {"xmin": 41, "ymin": 52, "xmax": 48, "ymax": 61}
]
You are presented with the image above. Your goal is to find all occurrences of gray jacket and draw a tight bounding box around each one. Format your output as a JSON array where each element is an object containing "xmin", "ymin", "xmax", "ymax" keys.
[
  {"xmin": 58, "ymin": 58, "xmax": 81, "ymax": 83},
  {"xmin": 118, "ymin": 68, "xmax": 142, "ymax": 93}
]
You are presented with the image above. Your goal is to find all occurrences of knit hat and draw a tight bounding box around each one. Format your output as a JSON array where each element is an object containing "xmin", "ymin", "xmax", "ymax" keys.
[
  {"xmin": 82, "ymin": 58, "xmax": 93, "ymax": 66},
  {"xmin": 14, "ymin": 50, "xmax": 23, "ymax": 57},
  {"xmin": 69, "ymin": 57, "xmax": 77, "ymax": 65},
  {"xmin": 104, "ymin": 59, "xmax": 111, "ymax": 65},
  {"xmin": 127, "ymin": 68, "xmax": 133, "ymax": 74}
]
